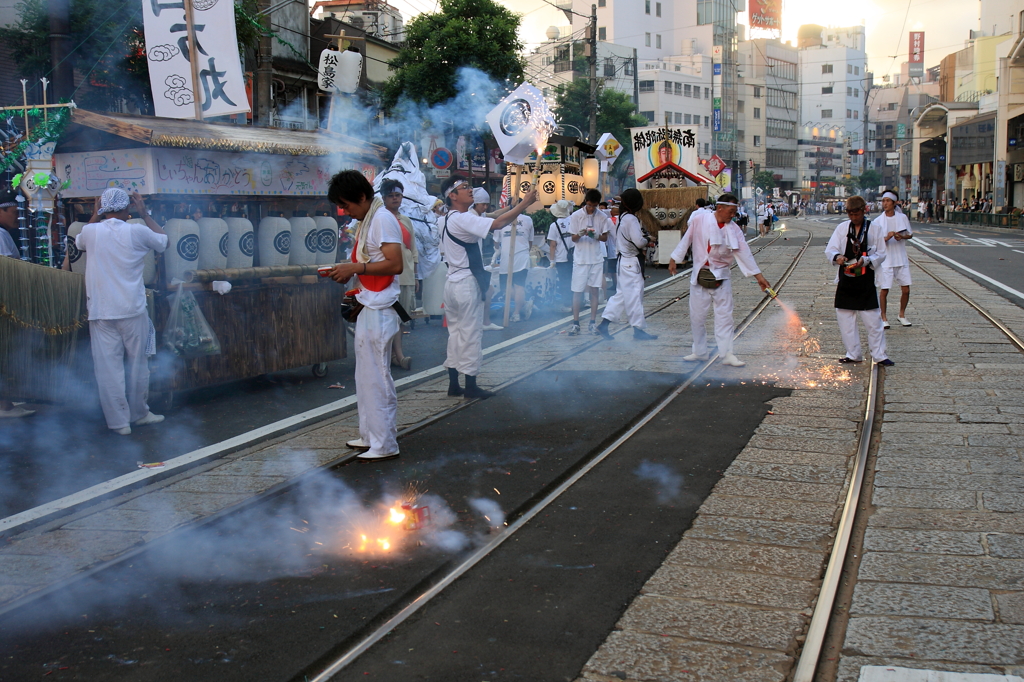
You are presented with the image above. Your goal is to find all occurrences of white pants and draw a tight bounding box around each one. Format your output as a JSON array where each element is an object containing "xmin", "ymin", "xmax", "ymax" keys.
[
  {"xmin": 689, "ymin": 279, "xmax": 735, "ymax": 357},
  {"xmin": 602, "ymin": 257, "xmax": 646, "ymax": 328},
  {"xmin": 89, "ymin": 312, "xmax": 151, "ymax": 430},
  {"xmin": 443, "ymin": 277, "xmax": 484, "ymax": 376},
  {"xmin": 836, "ymin": 308, "xmax": 888, "ymax": 361},
  {"xmin": 355, "ymin": 306, "xmax": 400, "ymax": 456}
]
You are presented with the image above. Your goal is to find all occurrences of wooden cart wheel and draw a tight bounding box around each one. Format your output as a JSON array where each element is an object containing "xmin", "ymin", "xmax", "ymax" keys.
[{"xmin": 312, "ymin": 362, "xmax": 329, "ymax": 378}]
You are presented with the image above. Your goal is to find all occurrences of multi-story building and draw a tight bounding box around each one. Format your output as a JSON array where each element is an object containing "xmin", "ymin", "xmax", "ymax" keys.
[
  {"xmin": 736, "ymin": 38, "xmax": 799, "ymax": 191},
  {"xmin": 635, "ymin": 52, "xmax": 714, "ymax": 158},
  {"xmin": 796, "ymin": 24, "xmax": 867, "ymax": 198},
  {"xmin": 524, "ymin": 27, "xmax": 637, "ymax": 109}
]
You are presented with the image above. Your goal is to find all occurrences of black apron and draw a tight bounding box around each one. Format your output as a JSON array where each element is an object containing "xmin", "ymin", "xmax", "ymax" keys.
[
  {"xmin": 834, "ymin": 219, "xmax": 878, "ymax": 311},
  {"xmin": 443, "ymin": 213, "xmax": 490, "ymax": 301}
]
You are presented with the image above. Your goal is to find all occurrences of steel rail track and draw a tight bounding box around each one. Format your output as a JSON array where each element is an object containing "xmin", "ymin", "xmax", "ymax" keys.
[
  {"xmin": 302, "ymin": 229, "xmax": 813, "ymax": 682},
  {"xmin": 792, "ymin": 251, "xmax": 1024, "ymax": 681}
]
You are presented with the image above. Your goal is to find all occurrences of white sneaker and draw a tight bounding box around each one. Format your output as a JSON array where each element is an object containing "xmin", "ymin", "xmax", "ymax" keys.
[
  {"xmin": 0, "ymin": 405, "xmax": 35, "ymax": 418},
  {"xmin": 883, "ymin": 321, "xmax": 890, "ymax": 329},
  {"xmin": 134, "ymin": 412, "xmax": 164, "ymax": 426},
  {"xmin": 898, "ymin": 316, "xmax": 912, "ymax": 327},
  {"xmin": 112, "ymin": 426, "xmax": 132, "ymax": 436},
  {"xmin": 482, "ymin": 323, "xmax": 504, "ymax": 331},
  {"xmin": 721, "ymin": 353, "xmax": 746, "ymax": 367},
  {"xmin": 510, "ymin": 313, "xmax": 521, "ymax": 323},
  {"xmin": 357, "ymin": 449, "xmax": 399, "ymax": 461},
  {"xmin": 682, "ymin": 353, "xmax": 709, "ymax": 362},
  {"xmin": 346, "ymin": 438, "xmax": 371, "ymax": 449}
]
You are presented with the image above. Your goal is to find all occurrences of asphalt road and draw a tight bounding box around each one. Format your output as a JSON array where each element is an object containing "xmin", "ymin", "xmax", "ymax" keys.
[
  {"xmin": 0, "ymin": 269, "xmax": 676, "ymax": 519},
  {"xmin": 0, "ymin": 371, "xmax": 786, "ymax": 682}
]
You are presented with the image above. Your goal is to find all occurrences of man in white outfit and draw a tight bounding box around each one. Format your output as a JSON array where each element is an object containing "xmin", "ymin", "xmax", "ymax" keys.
[
  {"xmin": 471, "ymin": 187, "xmax": 503, "ymax": 332},
  {"xmin": 76, "ymin": 188, "xmax": 168, "ymax": 435},
  {"xmin": 493, "ymin": 211, "xmax": 533, "ymax": 322},
  {"xmin": 875, "ymin": 190, "xmax": 913, "ymax": 328},
  {"xmin": 669, "ymin": 193, "xmax": 770, "ymax": 367},
  {"xmin": 440, "ymin": 174, "xmax": 536, "ymax": 399},
  {"xmin": 568, "ymin": 189, "xmax": 611, "ymax": 336},
  {"xmin": 595, "ymin": 188, "xmax": 657, "ymax": 341},
  {"xmin": 546, "ymin": 199, "xmax": 575, "ymax": 310},
  {"xmin": 326, "ymin": 170, "xmax": 405, "ymax": 461},
  {"xmin": 824, "ymin": 195, "xmax": 892, "ymax": 366}
]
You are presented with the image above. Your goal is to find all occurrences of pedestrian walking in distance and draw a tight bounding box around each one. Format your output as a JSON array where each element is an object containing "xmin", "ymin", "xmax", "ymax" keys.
[{"xmin": 595, "ymin": 188, "xmax": 658, "ymax": 341}]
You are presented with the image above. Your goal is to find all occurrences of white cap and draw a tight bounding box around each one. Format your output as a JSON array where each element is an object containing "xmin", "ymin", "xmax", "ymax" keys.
[
  {"xmin": 98, "ymin": 188, "xmax": 131, "ymax": 215},
  {"xmin": 472, "ymin": 187, "xmax": 490, "ymax": 204}
]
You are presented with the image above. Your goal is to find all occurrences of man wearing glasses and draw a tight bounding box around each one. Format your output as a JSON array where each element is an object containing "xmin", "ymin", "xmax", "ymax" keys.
[{"xmin": 824, "ymin": 195, "xmax": 894, "ymax": 366}]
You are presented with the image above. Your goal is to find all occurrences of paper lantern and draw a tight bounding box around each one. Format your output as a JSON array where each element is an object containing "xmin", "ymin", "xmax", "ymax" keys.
[
  {"xmin": 538, "ymin": 172, "xmax": 558, "ymax": 205},
  {"xmin": 288, "ymin": 214, "xmax": 319, "ymax": 265},
  {"xmin": 258, "ymin": 216, "xmax": 291, "ymax": 266},
  {"xmin": 65, "ymin": 221, "xmax": 88, "ymax": 277},
  {"xmin": 313, "ymin": 215, "xmax": 339, "ymax": 265},
  {"xmin": 565, "ymin": 174, "xmax": 586, "ymax": 203},
  {"xmin": 582, "ymin": 158, "xmax": 599, "ymax": 189},
  {"xmin": 197, "ymin": 217, "xmax": 229, "ymax": 271},
  {"xmin": 225, "ymin": 217, "xmax": 254, "ymax": 269},
  {"xmin": 164, "ymin": 219, "xmax": 200, "ymax": 284}
]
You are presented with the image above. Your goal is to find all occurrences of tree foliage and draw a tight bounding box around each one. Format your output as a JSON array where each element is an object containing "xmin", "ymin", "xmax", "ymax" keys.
[
  {"xmin": 753, "ymin": 170, "xmax": 776, "ymax": 192},
  {"xmin": 379, "ymin": 0, "xmax": 525, "ymax": 112},
  {"xmin": 857, "ymin": 169, "xmax": 882, "ymax": 190},
  {"xmin": 552, "ymin": 78, "xmax": 647, "ymax": 149}
]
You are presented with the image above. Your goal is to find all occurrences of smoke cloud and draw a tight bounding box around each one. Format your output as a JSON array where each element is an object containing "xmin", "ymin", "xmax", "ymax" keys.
[{"xmin": 634, "ymin": 460, "xmax": 684, "ymax": 503}]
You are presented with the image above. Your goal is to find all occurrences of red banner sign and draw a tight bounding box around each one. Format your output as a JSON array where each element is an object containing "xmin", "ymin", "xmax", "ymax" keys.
[{"xmin": 749, "ymin": 0, "xmax": 780, "ymax": 30}]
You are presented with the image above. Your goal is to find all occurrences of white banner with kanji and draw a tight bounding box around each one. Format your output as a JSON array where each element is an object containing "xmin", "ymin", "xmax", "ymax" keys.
[{"xmin": 142, "ymin": 0, "xmax": 250, "ymax": 119}]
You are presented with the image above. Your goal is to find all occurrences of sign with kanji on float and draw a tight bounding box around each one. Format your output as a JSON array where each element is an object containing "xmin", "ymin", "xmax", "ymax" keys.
[
  {"xmin": 142, "ymin": 0, "xmax": 249, "ymax": 119},
  {"xmin": 706, "ymin": 154, "xmax": 726, "ymax": 177},
  {"xmin": 628, "ymin": 125, "xmax": 699, "ymax": 180}
]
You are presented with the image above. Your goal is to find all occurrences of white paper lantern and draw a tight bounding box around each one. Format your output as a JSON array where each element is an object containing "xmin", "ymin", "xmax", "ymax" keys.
[
  {"xmin": 197, "ymin": 217, "xmax": 229, "ymax": 271},
  {"xmin": 565, "ymin": 174, "xmax": 586, "ymax": 203},
  {"xmin": 225, "ymin": 217, "xmax": 254, "ymax": 269},
  {"xmin": 65, "ymin": 221, "xmax": 88, "ymax": 277},
  {"xmin": 538, "ymin": 172, "xmax": 558, "ymax": 206},
  {"xmin": 313, "ymin": 215, "xmax": 339, "ymax": 265},
  {"xmin": 582, "ymin": 158, "xmax": 600, "ymax": 189},
  {"xmin": 257, "ymin": 216, "xmax": 291, "ymax": 267},
  {"xmin": 288, "ymin": 215, "xmax": 319, "ymax": 265},
  {"xmin": 164, "ymin": 218, "xmax": 200, "ymax": 284}
]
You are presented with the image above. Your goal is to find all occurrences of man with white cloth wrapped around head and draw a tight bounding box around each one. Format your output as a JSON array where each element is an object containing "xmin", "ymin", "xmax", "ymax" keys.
[
  {"xmin": 325, "ymin": 170, "xmax": 405, "ymax": 461},
  {"xmin": 824, "ymin": 195, "xmax": 893, "ymax": 366},
  {"xmin": 875, "ymin": 190, "xmax": 914, "ymax": 328},
  {"xmin": 668, "ymin": 193, "xmax": 771, "ymax": 367},
  {"xmin": 76, "ymin": 188, "xmax": 168, "ymax": 435},
  {"xmin": 594, "ymin": 188, "xmax": 658, "ymax": 341},
  {"xmin": 440, "ymin": 174, "xmax": 536, "ymax": 399}
]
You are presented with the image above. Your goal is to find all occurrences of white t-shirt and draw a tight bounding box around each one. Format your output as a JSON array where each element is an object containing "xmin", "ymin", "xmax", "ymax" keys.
[
  {"xmin": 546, "ymin": 218, "xmax": 574, "ymax": 263},
  {"xmin": 0, "ymin": 228, "xmax": 18, "ymax": 258},
  {"xmin": 874, "ymin": 211, "xmax": 912, "ymax": 269},
  {"xmin": 615, "ymin": 213, "xmax": 647, "ymax": 257},
  {"xmin": 493, "ymin": 215, "xmax": 532, "ymax": 272},
  {"xmin": 76, "ymin": 218, "xmax": 168, "ymax": 321},
  {"xmin": 442, "ymin": 209, "xmax": 493, "ymax": 282},
  {"xmin": 605, "ymin": 219, "xmax": 619, "ymax": 258},
  {"xmin": 355, "ymin": 209, "xmax": 402, "ymax": 309},
  {"xmin": 570, "ymin": 207, "xmax": 610, "ymax": 265}
]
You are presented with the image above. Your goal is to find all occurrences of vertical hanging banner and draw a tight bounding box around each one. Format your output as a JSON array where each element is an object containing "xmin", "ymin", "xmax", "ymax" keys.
[
  {"xmin": 908, "ymin": 31, "xmax": 925, "ymax": 79},
  {"xmin": 142, "ymin": 0, "xmax": 250, "ymax": 119}
]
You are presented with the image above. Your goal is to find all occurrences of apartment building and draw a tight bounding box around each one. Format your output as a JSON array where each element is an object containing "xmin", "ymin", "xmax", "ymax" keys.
[{"xmin": 736, "ymin": 38, "xmax": 799, "ymax": 190}]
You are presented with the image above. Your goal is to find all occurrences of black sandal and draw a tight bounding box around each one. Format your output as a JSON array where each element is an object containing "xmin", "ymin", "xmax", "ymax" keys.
[{"xmin": 838, "ymin": 357, "xmax": 862, "ymax": 364}]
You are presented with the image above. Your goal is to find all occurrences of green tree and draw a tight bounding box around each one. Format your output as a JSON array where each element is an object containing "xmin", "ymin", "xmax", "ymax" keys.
[
  {"xmin": 857, "ymin": 169, "xmax": 882, "ymax": 190},
  {"xmin": 379, "ymin": 0, "xmax": 525, "ymax": 111},
  {"xmin": 552, "ymin": 78, "xmax": 647, "ymax": 148},
  {"xmin": 753, "ymin": 170, "xmax": 776, "ymax": 192}
]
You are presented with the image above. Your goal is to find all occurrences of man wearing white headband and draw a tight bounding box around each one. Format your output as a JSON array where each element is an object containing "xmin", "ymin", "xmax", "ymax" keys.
[
  {"xmin": 669, "ymin": 193, "xmax": 771, "ymax": 367},
  {"xmin": 440, "ymin": 174, "xmax": 536, "ymax": 399},
  {"xmin": 875, "ymin": 190, "xmax": 913, "ymax": 328},
  {"xmin": 825, "ymin": 195, "xmax": 893, "ymax": 366},
  {"xmin": 77, "ymin": 188, "xmax": 168, "ymax": 434}
]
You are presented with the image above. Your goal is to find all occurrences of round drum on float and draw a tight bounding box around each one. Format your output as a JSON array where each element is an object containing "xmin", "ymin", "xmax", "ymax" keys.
[
  {"xmin": 313, "ymin": 214, "xmax": 338, "ymax": 265},
  {"xmin": 224, "ymin": 216, "xmax": 254, "ymax": 269},
  {"xmin": 288, "ymin": 212, "xmax": 318, "ymax": 266},
  {"xmin": 257, "ymin": 215, "xmax": 291, "ymax": 267},
  {"xmin": 164, "ymin": 218, "xmax": 200, "ymax": 284},
  {"xmin": 127, "ymin": 218, "xmax": 158, "ymax": 285},
  {"xmin": 197, "ymin": 217, "xmax": 229, "ymax": 271}
]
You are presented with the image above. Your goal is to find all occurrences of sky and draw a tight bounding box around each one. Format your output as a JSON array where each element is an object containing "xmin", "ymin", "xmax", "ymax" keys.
[{"xmin": 382, "ymin": 0, "xmax": 976, "ymax": 82}]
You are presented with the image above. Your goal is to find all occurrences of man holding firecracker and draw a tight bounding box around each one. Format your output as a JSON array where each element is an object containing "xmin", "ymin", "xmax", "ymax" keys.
[{"xmin": 568, "ymin": 189, "xmax": 612, "ymax": 336}]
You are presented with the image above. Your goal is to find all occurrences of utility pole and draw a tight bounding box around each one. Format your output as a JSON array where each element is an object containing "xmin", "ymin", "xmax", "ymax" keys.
[
  {"xmin": 632, "ymin": 48, "xmax": 639, "ymax": 110},
  {"xmin": 588, "ymin": 3, "xmax": 597, "ymax": 143},
  {"xmin": 47, "ymin": 0, "xmax": 73, "ymax": 102},
  {"xmin": 257, "ymin": 0, "xmax": 274, "ymax": 126}
]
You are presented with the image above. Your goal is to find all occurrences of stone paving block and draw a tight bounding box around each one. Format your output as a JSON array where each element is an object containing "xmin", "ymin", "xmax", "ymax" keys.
[
  {"xmin": 984, "ymin": 493, "xmax": 1024, "ymax": 513},
  {"xmin": 849, "ymin": 582, "xmax": 995, "ymax": 620},
  {"xmin": 665, "ymin": 537, "xmax": 826, "ymax": 579},
  {"xmin": 857, "ymin": 553, "xmax": 1024, "ymax": 590},
  {"xmin": 863, "ymin": 528, "xmax": 986, "ymax": 555},
  {"xmin": 760, "ymin": 414, "xmax": 859, "ymax": 430},
  {"xmin": 835, "ymin": 656, "xmax": 1014, "ymax": 682},
  {"xmin": 970, "ymin": 459, "xmax": 1024, "ymax": 475},
  {"xmin": 0, "ymin": 553, "xmax": 80, "ymax": 586},
  {"xmin": 580, "ymin": 630, "xmax": 792, "ymax": 682},
  {"xmin": 755, "ymin": 424, "xmax": 855, "ymax": 439},
  {"xmin": 883, "ymin": 403, "xmax": 966, "ymax": 414},
  {"xmin": 874, "ymin": 456, "xmax": 969, "ymax": 474},
  {"xmin": 3, "ymin": 529, "xmax": 146, "ymax": 563},
  {"xmin": 870, "ymin": 508, "xmax": 1024, "ymax": 534},
  {"xmin": 711, "ymin": 476, "xmax": 843, "ymax": 504},
  {"xmin": 882, "ymin": 422, "xmax": 1009, "ymax": 435},
  {"xmin": 244, "ymin": 447, "xmax": 327, "ymax": 464},
  {"xmin": 843, "ymin": 616, "xmax": 1024, "ymax": 663},
  {"xmin": 726, "ymin": 460, "xmax": 849, "ymax": 485},
  {"xmin": 871, "ymin": 487, "xmax": 978, "ymax": 510},
  {"xmin": 687, "ymin": 515, "xmax": 834, "ymax": 551},
  {"xmin": 736, "ymin": 447, "xmax": 850, "ymax": 468},
  {"xmin": 884, "ymin": 393, "xmax": 958, "ymax": 405},
  {"xmin": 961, "ymin": 413, "xmax": 1024, "ymax": 424},
  {"xmin": 876, "ymin": 445, "xmax": 1019, "ymax": 460},
  {"xmin": 697, "ymin": 495, "xmax": 838, "ymax": 526},
  {"xmin": 757, "ymin": 404, "xmax": 857, "ymax": 419},
  {"xmin": 880, "ymin": 433, "xmax": 968, "ymax": 446},
  {"xmin": 747, "ymin": 435, "xmax": 856, "ymax": 455},
  {"xmin": 987, "ymin": 534, "xmax": 1024, "ymax": 559},
  {"xmin": 617, "ymin": 595, "xmax": 807, "ymax": 651},
  {"xmin": 995, "ymin": 592, "xmax": 1024, "ymax": 624},
  {"xmin": 161, "ymin": 474, "xmax": 287, "ymax": 494},
  {"xmin": 117, "ymin": 491, "xmax": 252, "ymax": 517},
  {"xmin": 63, "ymin": 507, "xmax": 198, "ymax": 533},
  {"xmin": 874, "ymin": 472, "xmax": 1024, "ymax": 493},
  {"xmin": 205, "ymin": 457, "xmax": 319, "ymax": 478},
  {"xmin": 0, "ymin": 584, "xmax": 36, "ymax": 604},
  {"xmin": 642, "ymin": 564, "xmax": 820, "ymax": 610},
  {"xmin": 884, "ymin": 412, "xmax": 961, "ymax": 423}
]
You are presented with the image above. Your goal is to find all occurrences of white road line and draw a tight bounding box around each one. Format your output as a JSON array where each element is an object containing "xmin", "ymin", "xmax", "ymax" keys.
[
  {"xmin": 911, "ymin": 241, "xmax": 1024, "ymax": 302},
  {"xmin": 1013, "ymin": 250, "xmax": 1024, "ymax": 255},
  {"xmin": 914, "ymin": 238, "xmax": 930, "ymax": 246}
]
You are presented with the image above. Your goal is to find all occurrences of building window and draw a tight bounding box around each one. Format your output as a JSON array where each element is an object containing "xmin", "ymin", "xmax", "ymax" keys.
[
  {"xmin": 665, "ymin": 81, "xmax": 673, "ymax": 94},
  {"xmin": 737, "ymin": 100, "xmax": 744, "ymax": 113},
  {"xmin": 885, "ymin": 138, "xmax": 893, "ymax": 148},
  {"xmin": 705, "ymin": 87, "xmax": 710, "ymax": 99},
  {"xmin": 822, "ymin": 64, "xmax": 833, "ymax": 74},
  {"xmin": 846, "ymin": 109, "xmax": 852, "ymax": 118},
  {"xmin": 684, "ymin": 84, "xmax": 692, "ymax": 97},
  {"xmin": 847, "ymin": 87, "xmax": 852, "ymax": 96},
  {"xmin": 684, "ymin": 113, "xmax": 691, "ymax": 124},
  {"xmin": 664, "ymin": 111, "xmax": 672, "ymax": 125},
  {"xmin": 766, "ymin": 149, "xmax": 796, "ymax": 167},
  {"xmin": 656, "ymin": 1, "xmax": 661, "ymax": 15},
  {"xmin": 624, "ymin": 61, "xmax": 633, "ymax": 76},
  {"xmin": 847, "ymin": 64, "xmax": 853, "ymax": 74},
  {"xmin": 822, "ymin": 109, "xmax": 832, "ymax": 118},
  {"xmin": 645, "ymin": 32, "xmax": 651, "ymax": 46},
  {"xmin": 754, "ymin": 135, "xmax": 761, "ymax": 147},
  {"xmin": 853, "ymin": 88, "xmax": 859, "ymax": 97},
  {"xmin": 641, "ymin": 111, "xmax": 655, "ymax": 123},
  {"xmin": 822, "ymin": 86, "xmax": 833, "ymax": 94},
  {"xmin": 656, "ymin": 34, "xmax": 661, "ymax": 48},
  {"xmin": 754, "ymin": 107, "xmax": 761, "ymax": 119},
  {"xmin": 854, "ymin": 110, "xmax": 859, "ymax": 119},
  {"xmin": 704, "ymin": 143, "xmax": 709, "ymax": 154},
  {"xmin": 888, "ymin": 102, "xmax": 897, "ymax": 110},
  {"xmin": 639, "ymin": 80, "xmax": 654, "ymax": 93},
  {"xmin": 675, "ymin": 112, "xmax": 682, "ymax": 123},
  {"xmin": 753, "ymin": 86, "xmax": 762, "ymax": 98},
  {"xmin": 854, "ymin": 65, "xmax": 860, "ymax": 75},
  {"xmin": 598, "ymin": 26, "xmax": 606, "ymax": 40},
  {"xmin": 645, "ymin": 0, "xmax": 650, "ymax": 13},
  {"xmin": 766, "ymin": 118, "xmax": 796, "ymax": 138},
  {"xmin": 599, "ymin": 0, "xmax": 605, "ymax": 5},
  {"xmin": 604, "ymin": 58, "xmax": 614, "ymax": 76},
  {"xmin": 675, "ymin": 82, "xmax": 682, "ymax": 95},
  {"xmin": 704, "ymin": 116, "xmax": 709, "ymax": 127},
  {"xmin": 767, "ymin": 88, "xmax": 795, "ymax": 109},
  {"xmin": 697, "ymin": 0, "xmax": 711, "ymax": 24}
]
